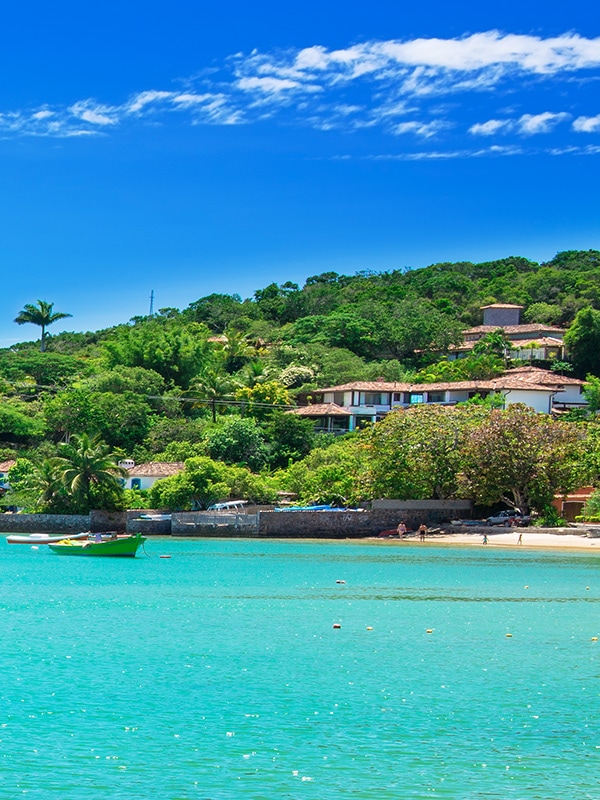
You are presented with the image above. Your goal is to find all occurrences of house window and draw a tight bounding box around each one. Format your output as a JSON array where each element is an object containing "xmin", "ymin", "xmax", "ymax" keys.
[
  {"xmin": 427, "ymin": 392, "xmax": 445, "ymax": 403},
  {"xmin": 392, "ymin": 393, "xmax": 402, "ymax": 402},
  {"xmin": 363, "ymin": 392, "xmax": 388, "ymax": 405},
  {"xmin": 410, "ymin": 393, "xmax": 424, "ymax": 404},
  {"xmin": 333, "ymin": 392, "xmax": 345, "ymax": 406}
]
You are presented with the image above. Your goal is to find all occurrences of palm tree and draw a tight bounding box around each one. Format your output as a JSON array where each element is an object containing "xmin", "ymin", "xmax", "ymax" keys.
[
  {"xmin": 220, "ymin": 328, "xmax": 254, "ymax": 373},
  {"xmin": 14, "ymin": 300, "xmax": 72, "ymax": 352},
  {"xmin": 190, "ymin": 369, "xmax": 236, "ymax": 422},
  {"xmin": 54, "ymin": 433, "xmax": 126, "ymax": 511}
]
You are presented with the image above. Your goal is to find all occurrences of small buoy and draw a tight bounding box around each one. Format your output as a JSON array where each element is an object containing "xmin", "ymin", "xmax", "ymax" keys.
[
  {"xmin": 586, "ymin": 587, "xmax": 590, "ymax": 591},
  {"xmin": 159, "ymin": 555, "xmax": 171, "ymax": 559},
  {"xmin": 366, "ymin": 626, "xmax": 373, "ymax": 631},
  {"xmin": 506, "ymin": 633, "xmax": 513, "ymax": 638},
  {"xmin": 592, "ymin": 637, "xmax": 598, "ymax": 642},
  {"xmin": 426, "ymin": 629, "xmax": 433, "ymax": 634},
  {"xmin": 333, "ymin": 623, "xmax": 341, "ymax": 629},
  {"xmin": 524, "ymin": 585, "xmax": 529, "ymax": 589},
  {"xmin": 336, "ymin": 580, "xmax": 346, "ymax": 584}
]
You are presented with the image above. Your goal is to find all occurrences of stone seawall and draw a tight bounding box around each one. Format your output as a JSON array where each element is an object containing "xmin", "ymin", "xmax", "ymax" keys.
[
  {"xmin": 0, "ymin": 513, "xmax": 90, "ymax": 534},
  {"xmin": 258, "ymin": 508, "xmax": 456, "ymax": 538}
]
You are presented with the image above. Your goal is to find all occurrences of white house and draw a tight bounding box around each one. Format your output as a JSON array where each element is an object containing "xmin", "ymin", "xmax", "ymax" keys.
[
  {"xmin": 120, "ymin": 461, "xmax": 185, "ymax": 491},
  {"xmin": 299, "ymin": 367, "xmax": 586, "ymax": 432}
]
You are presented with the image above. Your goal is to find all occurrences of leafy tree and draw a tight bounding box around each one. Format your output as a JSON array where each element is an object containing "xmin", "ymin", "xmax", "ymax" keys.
[
  {"xmin": 204, "ymin": 417, "xmax": 268, "ymax": 471},
  {"xmin": 564, "ymin": 307, "xmax": 600, "ymax": 378},
  {"xmin": 264, "ymin": 412, "xmax": 316, "ymax": 469},
  {"xmin": 458, "ymin": 406, "xmax": 585, "ymax": 515},
  {"xmin": 44, "ymin": 389, "xmax": 103, "ymax": 441},
  {"xmin": 228, "ymin": 467, "xmax": 279, "ymax": 504},
  {"xmin": 144, "ymin": 417, "xmax": 207, "ymax": 454},
  {"xmin": 86, "ymin": 365, "xmax": 166, "ymax": 396},
  {"xmin": 149, "ymin": 456, "xmax": 230, "ymax": 510},
  {"xmin": 93, "ymin": 392, "xmax": 152, "ymax": 452},
  {"xmin": 0, "ymin": 351, "xmax": 82, "ymax": 387},
  {"xmin": 0, "ymin": 403, "xmax": 46, "ymax": 444},
  {"xmin": 580, "ymin": 489, "xmax": 600, "ymax": 522},
  {"xmin": 524, "ymin": 302, "xmax": 563, "ymax": 325},
  {"xmin": 14, "ymin": 300, "xmax": 72, "ymax": 352},
  {"xmin": 583, "ymin": 375, "xmax": 600, "ymax": 414},
  {"xmin": 103, "ymin": 319, "xmax": 212, "ymax": 388},
  {"xmin": 364, "ymin": 405, "xmax": 480, "ymax": 501},
  {"xmin": 186, "ymin": 293, "xmax": 245, "ymax": 331},
  {"xmin": 283, "ymin": 438, "xmax": 368, "ymax": 505}
]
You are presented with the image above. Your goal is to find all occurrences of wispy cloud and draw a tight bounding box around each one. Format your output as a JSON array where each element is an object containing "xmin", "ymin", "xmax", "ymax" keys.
[
  {"xmin": 470, "ymin": 111, "xmax": 572, "ymax": 137},
  {"xmin": 0, "ymin": 30, "xmax": 599, "ymax": 152}
]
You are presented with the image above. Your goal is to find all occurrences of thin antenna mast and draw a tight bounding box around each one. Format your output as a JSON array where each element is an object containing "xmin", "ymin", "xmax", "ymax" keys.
[{"xmin": 149, "ymin": 290, "xmax": 154, "ymax": 317}]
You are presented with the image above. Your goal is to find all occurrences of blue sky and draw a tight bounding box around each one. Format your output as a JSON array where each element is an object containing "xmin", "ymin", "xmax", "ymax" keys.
[{"xmin": 1, "ymin": 0, "xmax": 599, "ymax": 344}]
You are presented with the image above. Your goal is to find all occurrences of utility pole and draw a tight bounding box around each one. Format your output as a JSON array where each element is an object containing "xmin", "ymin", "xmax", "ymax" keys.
[{"xmin": 149, "ymin": 290, "xmax": 154, "ymax": 318}]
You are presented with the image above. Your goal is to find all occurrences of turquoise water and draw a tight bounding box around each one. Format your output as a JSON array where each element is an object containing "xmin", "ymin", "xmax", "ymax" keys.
[{"xmin": 1, "ymin": 538, "xmax": 599, "ymax": 799}]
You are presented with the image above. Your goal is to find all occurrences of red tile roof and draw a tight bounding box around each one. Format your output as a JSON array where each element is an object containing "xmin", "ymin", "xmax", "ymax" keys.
[
  {"xmin": 128, "ymin": 462, "xmax": 185, "ymax": 477},
  {"xmin": 288, "ymin": 403, "xmax": 351, "ymax": 417}
]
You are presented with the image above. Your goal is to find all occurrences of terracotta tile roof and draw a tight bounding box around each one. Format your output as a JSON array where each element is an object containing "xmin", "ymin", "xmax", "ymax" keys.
[
  {"xmin": 463, "ymin": 323, "xmax": 565, "ymax": 336},
  {"xmin": 128, "ymin": 462, "xmax": 185, "ymax": 477},
  {"xmin": 451, "ymin": 336, "xmax": 565, "ymax": 352},
  {"xmin": 316, "ymin": 367, "xmax": 582, "ymax": 397},
  {"xmin": 503, "ymin": 366, "xmax": 583, "ymax": 386},
  {"xmin": 318, "ymin": 381, "xmax": 411, "ymax": 393},
  {"xmin": 288, "ymin": 402, "xmax": 352, "ymax": 417},
  {"xmin": 0, "ymin": 460, "xmax": 15, "ymax": 473}
]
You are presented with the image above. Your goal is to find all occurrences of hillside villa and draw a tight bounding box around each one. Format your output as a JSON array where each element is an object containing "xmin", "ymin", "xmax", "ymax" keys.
[
  {"xmin": 289, "ymin": 366, "xmax": 587, "ymax": 433},
  {"xmin": 448, "ymin": 303, "xmax": 565, "ymax": 361}
]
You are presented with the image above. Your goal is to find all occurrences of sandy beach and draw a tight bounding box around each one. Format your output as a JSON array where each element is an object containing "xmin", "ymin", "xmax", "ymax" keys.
[{"xmin": 390, "ymin": 530, "xmax": 600, "ymax": 550}]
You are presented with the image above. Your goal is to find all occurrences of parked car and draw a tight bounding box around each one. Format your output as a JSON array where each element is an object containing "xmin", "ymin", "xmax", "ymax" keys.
[{"xmin": 485, "ymin": 510, "xmax": 531, "ymax": 527}]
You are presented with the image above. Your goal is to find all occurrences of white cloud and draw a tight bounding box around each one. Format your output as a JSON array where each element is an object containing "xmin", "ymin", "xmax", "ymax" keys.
[
  {"xmin": 517, "ymin": 111, "xmax": 570, "ymax": 134},
  {"xmin": 394, "ymin": 120, "xmax": 449, "ymax": 138},
  {"xmin": 469, "ymin": 119, "xmax": 512, "ymax": 136},
  {"xmin": 126, "ymin": 91, "xmax": 175, "ymax": 114},
  {"xmin": 573, "ymin": 114, "xmax": 600, "ymax": 132},
  {"xmin": 1, "ymin": 31, "xmax": 600, "ymax": 144},
  {"xmin": 69, "ymin": 101, "xmax": 117, "ymax": 126}
]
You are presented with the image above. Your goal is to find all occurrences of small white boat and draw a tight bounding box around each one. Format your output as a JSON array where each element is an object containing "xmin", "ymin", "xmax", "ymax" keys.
[{"xmin": 6, "ymin": 532, "xmax": 91, "ymax": 545}]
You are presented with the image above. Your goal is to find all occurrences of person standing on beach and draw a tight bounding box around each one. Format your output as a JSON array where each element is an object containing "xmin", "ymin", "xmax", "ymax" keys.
[
  {"xmin": 418, "ymin": 524, "xmax": 427, "ymax": 541},
  {"xmin": 482, "ymin": 534, "xmax": 488, "ymax": 544},
  {"xmin": 517, "ymin": 532, "xmax": 523, "ymax": 544},
  {"xmin": 397, "ymin": 522, "xmax": 407, "ymax": 539}
]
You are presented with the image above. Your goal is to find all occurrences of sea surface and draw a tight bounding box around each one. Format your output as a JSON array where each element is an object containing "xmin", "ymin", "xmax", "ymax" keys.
[{"xmin": 1, "ymin": 537, "xmax": 599, "ymax": 799}]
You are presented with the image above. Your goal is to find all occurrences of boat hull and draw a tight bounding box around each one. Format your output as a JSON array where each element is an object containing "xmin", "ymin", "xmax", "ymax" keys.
[
  {"xmin": 48, "ymin": 534, "xmax": 146, "ymax": 557},
  {"xmin": 7, "ymin": 532, "xmax": 90, "ymax": 545}
]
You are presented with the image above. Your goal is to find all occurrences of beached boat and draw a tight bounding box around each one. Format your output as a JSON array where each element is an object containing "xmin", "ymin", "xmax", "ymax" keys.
[
  {"xmin": 48, "ymin": 533, "xmax": 146, "ymax": 557},
  {"xmin": 6, "ymin": 532, "xmax": 91, "ymax": 545}
]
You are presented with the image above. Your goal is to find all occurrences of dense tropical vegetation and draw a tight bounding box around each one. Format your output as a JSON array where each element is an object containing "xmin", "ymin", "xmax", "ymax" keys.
[{"xmin": 3, "ymin": 249, "xmax": 600, "ymax": 520}]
